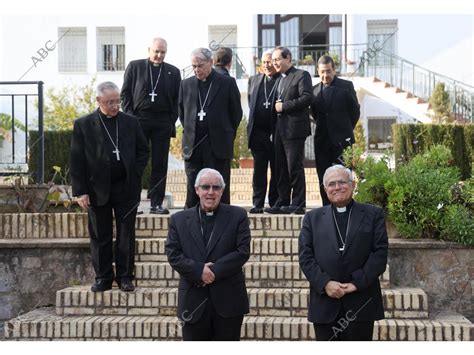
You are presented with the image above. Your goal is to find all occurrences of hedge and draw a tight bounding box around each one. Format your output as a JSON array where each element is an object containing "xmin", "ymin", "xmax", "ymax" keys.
[
  {"xmin": 28, "ymin": 130, "xmax": 153, "ymax": 188},
  {"xmin": 392, "ymin": 123, "xmax": 473, "ymax": 180}
]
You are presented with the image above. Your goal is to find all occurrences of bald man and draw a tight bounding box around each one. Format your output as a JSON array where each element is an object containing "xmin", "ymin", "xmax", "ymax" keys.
[{"xmin": 121, "ymin": 37, "xmax": 181, "ymax": 214}]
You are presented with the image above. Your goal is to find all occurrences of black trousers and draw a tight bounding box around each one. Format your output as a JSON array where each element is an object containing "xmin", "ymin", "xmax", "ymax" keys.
[
  {"xmin": 138, "ymin": 114, "xmax": 173, "ymax": 207},
  {"xmin": 314, "ymin": 138, "xmax": 347, "ymax": 206},
  {"xmin": 182, "ymin": 299, "xmax": 244, "ymax": 341},
  {"xmin": 314, "ymin": 320, "xmax": 374, "ymax": 341},
  {"xmin": 274, "ymin": 127, "xmax": 306, "ymax": 208},
  {"xmin": 250, "ymin": 129, "xmax": 278, "ymax": 208},
  {"xmin": 184, "ymin": 137, "xmax": 231, "ymax": 208},
  {"xmin": 87, "ymin": 182, "xmax": 138, "ymax": 281}
]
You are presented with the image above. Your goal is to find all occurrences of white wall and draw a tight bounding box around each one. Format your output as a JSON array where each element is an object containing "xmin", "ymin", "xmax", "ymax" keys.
[{"xmin": 347, "ymin": 14, "xmax": 473, "ymax": 85}]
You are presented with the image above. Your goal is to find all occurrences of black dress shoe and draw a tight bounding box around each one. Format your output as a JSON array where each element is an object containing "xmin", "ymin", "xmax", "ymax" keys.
[
  {"xmin": 249, "ymin": 207, "xmax": 264, "ymax": 214},
  {"xmin": 150, "ymin": 205, "xmax": 170, "ymax": 215},
  {"xmin": 118, "ymin": 279, "xmax": 135, "ymax": 292},
  {"xmin": 264, "ymin": 206, "xmax": 283, "ymax": 214},
  {"xmin": 280, "ymin": 206, "xmax": 306, "ymax": 215},
  {"xmin": 91, "ymin": 279, "xmax": 112, "ymax": 292}
]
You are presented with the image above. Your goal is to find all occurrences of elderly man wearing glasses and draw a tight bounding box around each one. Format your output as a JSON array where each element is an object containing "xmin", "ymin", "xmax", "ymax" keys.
[
  {"xmin": 298, "ymin": 164, "xmax": 388, "ymax": 341},
  {"xmin": 70, "ymin": 81, "xmax": 149, "ymax": 292},
  {"xmin": 166, "ymin": 168, "xmax": 251, "ymax": 340}
]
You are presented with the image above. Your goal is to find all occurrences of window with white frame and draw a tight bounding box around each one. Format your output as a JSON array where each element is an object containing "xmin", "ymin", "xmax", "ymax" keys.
[
  {"xmin": 96, "ymin": 27, "xmax": 125, "ymax": 71},
  {"xmin": 367, "ymin": 19, "xmax": 398, "ymax": 66},
  {"xmin": 58, "ymin": 27, "xmax": 87, "ymax": 72}
]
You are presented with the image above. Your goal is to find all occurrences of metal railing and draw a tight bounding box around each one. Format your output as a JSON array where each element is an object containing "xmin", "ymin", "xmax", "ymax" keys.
[
  {"xmin": 364, "ymin": 50, "xmax": 473, "ymax": 123},
  {"xmin": 0, "ymin": 81, "xmax": 44, "ymax": 182}
]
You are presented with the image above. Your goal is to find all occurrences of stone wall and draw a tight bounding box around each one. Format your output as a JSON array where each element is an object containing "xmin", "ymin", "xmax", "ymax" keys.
[
  {"xmin": 0, "ymin": 243, "xmax": 94, "ymax": 321},
  {"xmin": 388, "ymin": 239, "xmax": 473, "ymax": 321}
]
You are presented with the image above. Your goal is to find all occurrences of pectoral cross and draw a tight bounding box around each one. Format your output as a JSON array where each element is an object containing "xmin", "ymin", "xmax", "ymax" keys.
[
  {"xmin": 263, "ymin": 101, "xmax": 271, "ymax": 109},
  {"xmin": 149, "ymin": 91, "xmax": 157, "ymax": 102},
  {"xmin": 198, "ymin": 109, "xmax": 206, "ymax": 121},
  {"xmin": 113, "ymin": 148, "xmax": 120, "ymax": 161}
]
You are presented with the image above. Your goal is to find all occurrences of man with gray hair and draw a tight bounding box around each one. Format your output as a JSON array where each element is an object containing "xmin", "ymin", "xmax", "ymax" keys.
[
  {"xmin": 121, "ymin": 37, "xmax": 181, "ymax": 214},
  {"xmin": 179, "ymin": 47, "xmax": 243, "ymax": 208},
  {"xmin": 71, "ymin": 81, "xmax": 149, "ymax": 292},
  {"xmin": 246, "ymin": 49, "xmax": 279, "ymax": 213},
  {"xmin": 298, "ymin": 164, "xmax": 388, "ymax": 340},
  {"xmin": 166, "ymin": 168, "xmax": 251, "ymax": 340}
]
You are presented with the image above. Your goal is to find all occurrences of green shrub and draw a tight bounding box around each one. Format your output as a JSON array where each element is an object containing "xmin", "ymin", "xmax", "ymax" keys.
[
  {"xmin": 343, "ymin": 145, "xmax": 391, "ymax": 211},
  {"xmin": 392, "ymin": 123, "xmax": 472, "ymax": 179},
  {"xmin": 386, "ymin": 145, "xmax": 461, "ymax": 239},
  {"xmin": 440, "ymin": 204, "xmax": 474, "ymax": 245}
]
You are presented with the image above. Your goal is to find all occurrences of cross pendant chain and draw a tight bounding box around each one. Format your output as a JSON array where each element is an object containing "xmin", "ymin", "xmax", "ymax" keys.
[
  {"xmin": 198, "ymin": 82, "xmax": 213, "ymax": 121},
  {"xmin": 149, "ymin": 64, "xmax": 162, "ymax": 102},
  {"xmin": 98, "ymin": 112, "xmax": 120, "ymax": 161},
  {"xmin": 264, "ymin": 76, "xmax": 277, "ymax": 109}
]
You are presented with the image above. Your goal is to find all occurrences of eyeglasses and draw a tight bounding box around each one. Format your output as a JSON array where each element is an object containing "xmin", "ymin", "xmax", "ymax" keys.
[
  {"xmin": 199, "ymin": 184, "xmax": 223, "ymax": 191},
  {"xmin": 103, "ymin": 100, "xmax": 122, "ymax": 107},
  {"xmin": 326, "ymin": 180, "xmax": 350, "ymax": 188}
]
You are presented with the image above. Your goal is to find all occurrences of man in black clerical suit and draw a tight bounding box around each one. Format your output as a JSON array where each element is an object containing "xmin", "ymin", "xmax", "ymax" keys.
[
  {"xmin": 311, "ymin": 55, "xmax": 360, "ymax": 206},
  {"xmin": 71, "ymin": 81, "xmax": 149, "ymax": 292},
  {"xmin": 121, "ymin": 37, "xmax": 181, "ymax": 214},
  {"xmin": 265, "ymin": 46, "xmax": 312, "ymax": 215},
  {"xmin": 213, "ymin": 47, "xmax": 232, "ymax": 77},
  {"xmin": 166, "ymin": 168, "xmax": 250, "ymax": 341},
  {"xmin": 299, "ymin": 165, "xmax": 388, "ymax": 341},
  {"xmin": 179, "ymin": 47, "xmax": 243, "ymax": 208},
  {"xmin": 246, "ymin": 49, "xmax": 279, "ymax": 213}
]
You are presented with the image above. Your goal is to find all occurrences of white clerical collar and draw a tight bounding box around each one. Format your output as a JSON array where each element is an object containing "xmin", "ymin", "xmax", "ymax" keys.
[
  {"xmin": 336, "ymin": 206, "xmax": 347, "ymax": 213},
  {"xmin": 281, "ymin": 73, "xmax": 287, "ymax": 78}
]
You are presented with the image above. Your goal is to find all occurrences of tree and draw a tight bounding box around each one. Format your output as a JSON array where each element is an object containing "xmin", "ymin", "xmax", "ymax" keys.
[
  {"xmin": 42, "ymin": 77, "xmax": 97, "ymax": 131},
  {"xmin": 429, "ymin": 82, "xmax": 452, "ymax": 124},
  {"xmin": 353, "ymin": 119, "xmax": 366, "ymax": 152},
  {"xmin": 0, "ymin": 113, "xmax": 27, "ymax": 143}
]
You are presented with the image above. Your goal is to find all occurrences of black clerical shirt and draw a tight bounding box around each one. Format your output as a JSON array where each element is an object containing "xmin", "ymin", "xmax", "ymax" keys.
[
  {"xmin": 253, "ymin": 74, "xmax": 279, "ymax": 132},
  {"xmin": 195, "ymin": 70, "xmax": 215, "ymax": 143},
  {"xmin": 136, "ymin": 62, "xmax": 171, "ymax": 114},
  {"xmin": 198, "ymin": 204, "xmax": 219, "ymax": 248},
  {"xmin": 332, "ymin": 199, "xmax": 354, "ymax": 252},
  {"xmin": 97, "ymin": 110, "xmax": 126, "ymax": 184}
]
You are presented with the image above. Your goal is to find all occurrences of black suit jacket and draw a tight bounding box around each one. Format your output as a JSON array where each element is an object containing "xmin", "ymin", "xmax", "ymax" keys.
[
  {"xmin": 298, "ymin": 202, "xmax": 388, "ymax": 323},
  {"xmin": 275, "ymin": 66, "xmax": 313, "ymax": 140},
  {"xmin": 311, "ymin": 76, "xmax": 360, "ymax": 148},
  {"xmin": 70, "ymin": 111, "xmax": 149, "ymax": 206},
  {"xmin": 179, "ymin": 70, "xmax": 243, "ymax": 160},
  {"xmin": 120, "ymin": 59, "xmax": 181, "ymax": 137},
  {"xmin": 166, "ymin": 204, "xmax": 251, "ymax": 323},
  {"xmin": 247, "ymin": 73, "xmax": 278, "ymax": 149}
]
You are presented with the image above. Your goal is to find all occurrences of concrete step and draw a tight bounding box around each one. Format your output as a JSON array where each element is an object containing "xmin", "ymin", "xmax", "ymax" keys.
[
  {"xmin": 55, "ymin": 286, "xmax": 428, "ymax": 319},
  {"xmin": 5, "ymin": 308, "xmax": 472, "ymax": 340},
  {"xmin": 132, "ymin": 261, "xmax": 390, "ymax": 289}
]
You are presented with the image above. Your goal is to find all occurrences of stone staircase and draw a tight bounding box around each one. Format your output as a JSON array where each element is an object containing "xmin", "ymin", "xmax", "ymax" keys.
[
  {"xmin": 165, "ymin": 168, "xmax": 322, "ymax": 208},
  {"xmin": 3, "ymin": 215, "xmax": 473, "ymax": 341}
]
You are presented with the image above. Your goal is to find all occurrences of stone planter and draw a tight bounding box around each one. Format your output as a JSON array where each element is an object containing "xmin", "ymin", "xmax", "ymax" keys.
[{"xmin": 0, "ymin": 184, "xmax": 49, "ymax": 213}]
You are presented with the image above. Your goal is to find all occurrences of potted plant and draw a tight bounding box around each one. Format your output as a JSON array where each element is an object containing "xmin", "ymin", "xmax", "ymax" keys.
[
  {"xmin": 298, "ymin": 54, "xmax": 316, "ymax": 76},
  {"xmin": 233, "ymin": 116, "xmax": 253, "ymax": 169}
]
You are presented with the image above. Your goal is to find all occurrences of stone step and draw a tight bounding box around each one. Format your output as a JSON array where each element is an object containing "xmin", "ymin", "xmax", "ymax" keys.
[
  {"xmin": 132, "ymin": 262, "xmax": 391, "ymax": 289},
  {"xmin": 5, "ymin": 308, "xmax": 472, "ymax": 340},
  {"xmin": 55, "ymin": 286, "xmax": 428, "ymax": 319},
  {"xmin": 0, "ymin": 214, "xmax": 309, "ymax": 239},
  {"xmin": 136, "ymin": 237, "xmax": 299, "ymax": 262}
]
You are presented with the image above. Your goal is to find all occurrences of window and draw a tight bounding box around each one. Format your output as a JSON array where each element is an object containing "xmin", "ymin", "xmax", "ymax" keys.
[
  {"xmin": 262, "ymin": 29, "xmax": 275, "ymax": 50},
  {"xmin": 96, "ymin": 27, "xmax": 125, "ymax": 71},
  {"xmin": 58, "ymin": 27, "xmax": 87, "ymax": 72},
  {"xmin": 367, "ymin": 116, "xmax": 396, "ymax": 150},
  {"xmin": 367, "ymin": 19, "xmax": 398, "ymax": 66},
  {"xmin": 262, "ymin": 15, "xmax": 275, "ymax": 25}
]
